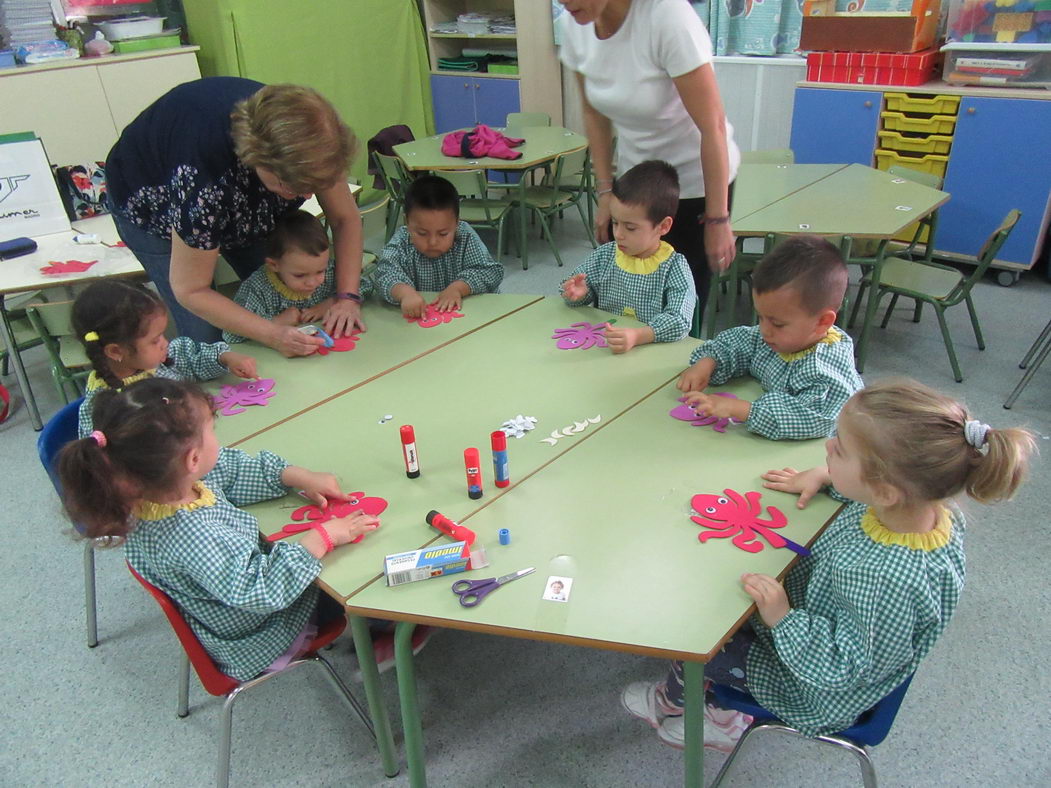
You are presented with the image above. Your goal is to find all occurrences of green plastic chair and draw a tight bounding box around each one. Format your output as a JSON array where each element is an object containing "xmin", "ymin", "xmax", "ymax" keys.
[
  {"xmin": 358, "ymin": 194, "xmax": 392, "ymax": 267},
  {"xmin": 25, "ymin": 300, "xmax": 92, "ymax": 403},
  {"xmin": 372, "ymin": 152, "xmax": 412, "ymax": 241},
  {"xmin": 440, "ymin": 169, "xmax": 515, "ymax": 263},
  {"xmin": 850, "ymin": 209, "xmax": 1021, "ymax": 382},
  {"xmin": 504, "ymin": 111, "xmax": 550, "ymax": 129},
  {"xmin": 884, "ymin": 165, "xmax": 942, "ymax": 264},
  {"xmin": 0, "ymin": 290, "xmax": 45, "ymax": 377},
  {"xmin": 739, "ymin": 148, "xmax": 795, "ymax": 165}
]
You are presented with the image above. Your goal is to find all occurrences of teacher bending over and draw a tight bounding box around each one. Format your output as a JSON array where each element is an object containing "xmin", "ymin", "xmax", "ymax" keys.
[
  {"xmin": 106, "ymin": 77, "xmax": 365, "ymax": 356},
  {"xmin": 559, "ymin": 0, "xmax": 740, "ymax": 312}
]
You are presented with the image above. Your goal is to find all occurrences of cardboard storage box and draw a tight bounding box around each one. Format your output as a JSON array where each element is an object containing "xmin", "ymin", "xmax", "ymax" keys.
[
  {"xmin": 800, "ymin": 0, "xmax": 941, "ymax": 53},
  {"xmin": 806, "ymin": 49, "xmax": 940, "ymax": 85}
]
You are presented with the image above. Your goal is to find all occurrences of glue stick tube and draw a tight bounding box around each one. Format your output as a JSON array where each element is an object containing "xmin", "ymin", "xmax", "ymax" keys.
[
  {"xmin": 426, "ymin": 510, "xmax": 476, "ymax": 546},
  {"xmin": 491, "ymin": 430, "xmax": 510, "ymax": 488},
  {"xmin": 464, "ymin": 447, "xmax": 483, "ymax": 500},
  {"xmin": 401, "ymin": 425, "xmax": 421, "ymax": 478}
]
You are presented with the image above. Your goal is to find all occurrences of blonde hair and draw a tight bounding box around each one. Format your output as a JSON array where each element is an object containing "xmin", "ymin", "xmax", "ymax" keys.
[
  {"xmin": 230, "ymin": 84, "xmax": 357, "ymax": 194},
  {"xmin": 842, "ymin": 378, "xmax": 1035, "ymax": 505}
]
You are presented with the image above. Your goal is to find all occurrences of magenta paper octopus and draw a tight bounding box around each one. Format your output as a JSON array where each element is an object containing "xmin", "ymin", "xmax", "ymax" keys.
[
  {"xmin": 406, "ymin": 303, "xmax": 464, "ymax": 328},
  {"xmin": 40, "ymin": 259, "xmax": 97, "ymax": 275},
  {"xmin": 267, "ymin": 492, "xmax": 388, "ymax": 544},
  {"xmin": 313, "ymin": 332, "xmax": 361, "ymax": 355},
  {"xmin": 669, "ymin": 393, "xmax": 743, "ymax": 433},
  {"xmin": 213, "ymin": 378, "xmax": 276, "ymax": 416},
  {"xmin": 690, "ymin": 489, "xmax": 809, "ymax": 556},
  {"xmin": 551, "ymin": 321, "xmax": 608, "ymax": 350}
]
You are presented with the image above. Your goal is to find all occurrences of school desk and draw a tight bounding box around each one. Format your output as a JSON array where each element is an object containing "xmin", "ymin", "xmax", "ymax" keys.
[
  {"xmin": 0, "ymin": 215, "xmax": 144, "ymax": 429},
  {"xmin": 342, "ymin": 376, "xmax": 840, "ymax": 787},
  {"xmin": 393, "ymin": 126, "xmax": 587, "ymax": 173},
  {"xmin": 732, "ymin": 163, "xmax": 950, "ymax": 373},
  {"xmin": 730, "ymin": 163, "xmax": 846, "ymax": 223}
]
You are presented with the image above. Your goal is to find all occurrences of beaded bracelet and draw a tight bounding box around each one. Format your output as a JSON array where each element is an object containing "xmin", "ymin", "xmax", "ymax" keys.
[
  {"xmin": 702, "ymin": 214, "xmax": 731, "ymax": 226},
  {"xmin": 315, "ymin": 523, "xmax": 334, "ymax": 554}
]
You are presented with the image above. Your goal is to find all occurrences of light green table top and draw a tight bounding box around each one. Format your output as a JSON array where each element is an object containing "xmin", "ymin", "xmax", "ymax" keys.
[
  {"xmin": 345, "ymin": 377, "xmax": 840, "ymax": 661},
  {"xmin": 394, "ymin": 126, "xmax": 587, "ymax": 172},
  {"xmin": 237, "ymin": 297, "xmax": 696, "ymax": 600},
  {"xmin": 731, "ymin": 163, "xmax": 846, "ymax": 223},
  {"xmin": 733, "ymin": 163, "xmax": 949, "ymax": 239},
  {"xmin": 213, "ymin": 294, "xmax": 541, "ymax": 447}
]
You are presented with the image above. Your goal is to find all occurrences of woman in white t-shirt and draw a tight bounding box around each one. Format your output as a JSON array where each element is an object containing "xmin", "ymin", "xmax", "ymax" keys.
[{"xmin": 558, "ymin": 0, "xmax": 740, "ymax": 313}]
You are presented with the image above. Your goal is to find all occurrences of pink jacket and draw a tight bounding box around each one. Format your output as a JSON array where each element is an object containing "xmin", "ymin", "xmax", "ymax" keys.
[{"xmin": 441, "ymin": 124, "xmax": 525, "ymax": 161}]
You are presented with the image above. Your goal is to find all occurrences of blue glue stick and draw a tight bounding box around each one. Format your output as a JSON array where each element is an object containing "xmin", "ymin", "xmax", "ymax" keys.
[{"xmin": 491, "ymin": 430, "xmax": 510, "ymax": 488}]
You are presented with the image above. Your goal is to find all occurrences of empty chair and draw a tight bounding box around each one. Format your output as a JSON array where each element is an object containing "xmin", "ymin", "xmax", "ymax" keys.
[
  {"xmin": 372, "ymin": 152, "xmax": 413, "ymax": 241},
  {"xmin": 504, "ymin": 111, "xmax": 551, "ymax": 129},
  {"xmin": 25, "ymin": 300, "xmax": 92, "ymax": 404},
  {"xmin": 439, "ymin": 169, "xmax": 515, "ymax": 263}
]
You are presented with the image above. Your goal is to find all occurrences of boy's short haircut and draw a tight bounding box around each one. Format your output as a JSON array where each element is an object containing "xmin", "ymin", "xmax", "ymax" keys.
[
  {"xmin": 403, "ymin": 174, "xmax": 460, "ymax": 219},
  {"xmin": 611, "ymin": 160, "xmax": 680, "ymax": 224},
  {"xmin": 266, "ymin": 208, "xmax": 330, "ymax": 260},
  {"xmin": 752, "ymin": 235, "xmax": 849, "ymax": 315}
]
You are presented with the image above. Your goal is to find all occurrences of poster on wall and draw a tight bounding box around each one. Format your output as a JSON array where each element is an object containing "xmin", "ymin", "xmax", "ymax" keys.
[{"xmin": 0, "ymin": 138, "xmax": 71, "ymax": 239}]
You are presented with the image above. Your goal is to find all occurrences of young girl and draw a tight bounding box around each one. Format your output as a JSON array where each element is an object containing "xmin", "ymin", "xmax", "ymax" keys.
[
  {"xmin": 622, "ymin": 378, "xmax": 1034, "ymax": 751},
  {"xmin": 72, "ymin": 280, "xmax": 257, "ymax": 437},
  {"xmin": 58, "ymin": 377, "xmax": 381, "ymax": 681}
]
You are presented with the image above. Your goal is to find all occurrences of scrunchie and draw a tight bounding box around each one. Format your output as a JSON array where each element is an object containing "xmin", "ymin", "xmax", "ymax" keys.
[
  {"xmin": 89, "ymin": 430, "xmax": 107, "ymax": 447},
  {"xmin": 964, "ymin": 419, "xmax": 990, "ymax": 449}
]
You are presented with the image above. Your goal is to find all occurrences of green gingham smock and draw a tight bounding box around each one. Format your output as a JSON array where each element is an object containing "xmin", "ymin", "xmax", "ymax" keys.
[
  {"xmin": 374, "ymin": 221, "xmax": 503, "ymax": 303},
  {"xmin": 689, "ymin": 325, "xmax": 863, "ymax": 439},
  {"xmin": 747, "ymin": 499, "xmax": 965, "ymax": 737},
  {"xmin": 124, "ymin": 447, "xmax": 322, "ymax": 681},
  {"xmin": 561, "ymin": 241, "xmax": 696, "ymax": 343},
  {"xmin": 222, "ymin": 260, "xmax": 374, "ymax": 343},
  {"xmin": 77, "ymin": 336, "xmax": 230, "ymax": 437}
]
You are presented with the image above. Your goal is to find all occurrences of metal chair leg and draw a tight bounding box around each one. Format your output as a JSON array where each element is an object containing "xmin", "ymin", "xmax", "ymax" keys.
[
  {"xmin": 848, "ymin": 280, "xmax": 869, "ymax": 329},
  {"xmin": 913, "ymin": 300, "xmax": 923, "ymax": 323},
  {"xmin": 880, "ymin": 293, "xmax": 900, "ymax": 329},
  {"xmin": 1019, "ymin": 317, "xmax": 1051, "ymax": 369},
  {"xmin": 83, "ymin": 541, "xmax": 98, "ymax": 648},
  {"xmin": 1004, "ymin": 329, "xmax": 1051, "ymax": 408},
  {"xmin": 537, "ymin": 213, "xmax": 564, "ymax": 267},
  {"xmin": 813, "ymin": 734, "xmax": 877, "ymax": 788},
  {"xmin": 964, "ymin": 294, "xmax": 985, "ymax": 350},
  {"xmin": 934, "ymin": 304, "xmax": 963, "ymax": 382},
  {"xmin": 312, "ymin": 653, "xmax": 376, "ymax": 740},
  {"xmin": 217, "ymin": 688, "xmax": 244, "ymax": 788},
  {"xmin": 710, "ymin": 719, "xmax": 776, "ymax": 787},
  {"xmin": 177, "ymin": 652, "xmax": 191, "ymax": 717}
]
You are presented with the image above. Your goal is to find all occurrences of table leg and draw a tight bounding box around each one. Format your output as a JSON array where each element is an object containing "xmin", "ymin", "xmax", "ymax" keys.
[
  {"xmin": 0, "ymin": 295, "xmax": 42, "ymax": 430},
  {"xmin": 683, "ymin": 660, "xmax": 705, "ymax": 787},
  {"xmin": 348, "ymin": 616, "xmax": 400, "ymax": 778},
  {"xmin": 395, "ymin": 620, "xmax": 427, "ymax": 787},
  {"xmin": 855, "ymin": 241, "xmax": 888, "ymax": 374}
]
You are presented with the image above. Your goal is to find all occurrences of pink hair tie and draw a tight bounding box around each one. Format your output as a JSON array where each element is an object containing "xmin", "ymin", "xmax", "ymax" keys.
[{"xmin": 89, "ymin": 430, "xmax": 107, "ymax": 447}]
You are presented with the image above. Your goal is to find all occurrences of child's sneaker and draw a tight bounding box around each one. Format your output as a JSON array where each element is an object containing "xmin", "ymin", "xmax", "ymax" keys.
[
  {"xmin": 351, "ymin": 625, "xmax": 433, "ymax": 681},
  {"xmin": 620, "ymin": 681, "xmax": 683, "ymax": 729},
  {"xmin": 656, "ymin": 703, "xmax": 754, "ymax": 753}
]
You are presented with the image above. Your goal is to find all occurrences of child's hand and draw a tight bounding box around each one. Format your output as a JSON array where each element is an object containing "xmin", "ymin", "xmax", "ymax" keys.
[
  {"xmin": 604, "ymin": 324, "xmax": 640, "ymax": 355},
  {"xmin": 327, "ymin": 510, "xmax": 381, "ymax": 545},
  {"xmin": 561, "ymin": 273, "xmax": 588, "ymax": 301},
  {"xmin": 273, "ymin": 307, "xmax": 302, "ymax": 326},
  {"xmin": 677, "ymin": 358, "xmax": 715, "ymax": 393},
  {"xmin": 761, "ymin": 466, "xmax": 830, "ymax": 509},
  {"xmin": 400, "ymin": 291, "xmax": 427, "ymax": 319},
  {"xmin": 300, "ymin": 298, "xmax": 335, "ymax": 324},
  {"xmin": 281, "ymin": 467, "xmax": 350, "ymax": 507},
  {"xmin": 434, "ymin": 287, "xmax": 462, "ymax": 312},
  {"xmin": 220, "ymin": 351, "xmax": 258, "ymax": 380},
  {"xmin": 685, "ymin": 391, "xmax": 751, "ymax": 422},
  {"xmin": 741, "ymin": 573, "xmax": 790, "ymax": 628}
]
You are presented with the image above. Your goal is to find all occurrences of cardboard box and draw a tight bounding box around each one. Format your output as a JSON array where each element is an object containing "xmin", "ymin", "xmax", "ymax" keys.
[
  {"xmin": 806, "ymin": 48, "xmax": 940, "ymax": 86},
  {"xmin": 384, "ymin": 541, "xmax": 471, "ymax": 586},
  {"xmin": 800, "ymin": 0, "xmax": 941, "ymax": 53}
]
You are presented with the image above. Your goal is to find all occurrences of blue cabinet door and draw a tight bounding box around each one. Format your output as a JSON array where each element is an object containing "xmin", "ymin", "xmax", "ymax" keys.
[
  {"xmin": 790, "ymin": 88, "xmax": 881, "ymax": 165},
  {"xmin": 430, "ymin": 75, "xmax": 475, "ymax": 133},
  {"xmin": 474, "ymin": 77, "xmax": 520, "ymax": 129},
  {"xmin": 939, "ymin": 97, "xmax": 1051, "ymax": 267}
]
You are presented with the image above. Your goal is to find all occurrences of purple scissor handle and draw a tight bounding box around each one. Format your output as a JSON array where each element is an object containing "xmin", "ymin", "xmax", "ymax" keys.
[{"xmin": 451, "ymin": 567, "xmax": 535, "ymax": 607}]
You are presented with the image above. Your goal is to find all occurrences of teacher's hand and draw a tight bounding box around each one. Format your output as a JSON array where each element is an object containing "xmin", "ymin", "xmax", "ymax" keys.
[
  {"xmin": 705, "ymin": 221, "xmax": 737, "ymax": 273},
  {"xmin": 322, "ymin": 298, "xmax": 367, "ymax": 337},
  {"xmin": 272, "ymin": 325, "xmax": 324, "ymax": 357},
  {"xmin": 594, "ymin": 192, "xmax": 613, "ymax": 245}
]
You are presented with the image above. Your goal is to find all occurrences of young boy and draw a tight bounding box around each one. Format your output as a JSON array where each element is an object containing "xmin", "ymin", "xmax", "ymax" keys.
[
  {"xmin": 560, "ymin": 160, "xmax": 696, "ymax": 354},
  {"xmin": 678, "ymin": 235, "xmax": 863, "ymax": 440},
  {"xmin": 223, "ymin": 209, "xmax": 369, "ymax": 343},
  {"xmin": 374, "ymin": 174, "xmax": 503, "ymax": 317}
]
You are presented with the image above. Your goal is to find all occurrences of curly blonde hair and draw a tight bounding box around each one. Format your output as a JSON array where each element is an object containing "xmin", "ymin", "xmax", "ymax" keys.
[{"xmin": 230, "ymin": 84, "xmax": 357, "ymax": 194}]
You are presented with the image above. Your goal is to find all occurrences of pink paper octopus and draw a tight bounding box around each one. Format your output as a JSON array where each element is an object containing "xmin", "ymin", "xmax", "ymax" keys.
[
  {"xmin": 314, "ymin": 332, "xmax": 361, "ymax": 355},
  {"xmin": 689, "ymin": 489, "xmax": 790, "ymax": 553},
  {"xmin": 213, "ymin": 378, "xmax": 276, "ymax": 416},
  {"xmin": 267, "ymin": 492, "xmax": 389, "ymax": 544},
  {"xmin": 406, "ymin": 303, "xmax": 464, "ymax": 328},
  {"xmin": 551, "ymin": 321, "xmax": 608, "ymax": 350},
  {"xmin": 669, "ymin": 393, "xmax": 743, "ymax": 433}
]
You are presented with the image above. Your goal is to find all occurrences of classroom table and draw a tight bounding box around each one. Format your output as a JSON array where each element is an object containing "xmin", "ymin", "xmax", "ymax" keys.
[
  {"xmin": 393, "ymin": 126, "xmax": 587, "ymax": 173},
  {"xmin": 731, "ymin": 163, "xmax": 950, "ymax": 373},
  {"xmin": 0, "ymin": 214, "xmax": 144, "ymax": 429},
  {"xmin": 730, "ymin": 163, "xmax": 846, "ymax": 224}
]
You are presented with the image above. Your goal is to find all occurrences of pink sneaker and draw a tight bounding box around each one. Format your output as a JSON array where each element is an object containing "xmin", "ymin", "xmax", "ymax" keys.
[{"xmin": 657, "ymin": 704, "xmax": 753, "ymax": 753}]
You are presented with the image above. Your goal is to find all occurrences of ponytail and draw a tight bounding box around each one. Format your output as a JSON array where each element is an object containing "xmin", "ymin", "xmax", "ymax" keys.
[
  {"xmin": 966, "ymin": 427, "xmax": 1036, "ymax": 503},
  {"xmin": 58, "ymin": 419, "xmax": 135, "ymax": 539}
]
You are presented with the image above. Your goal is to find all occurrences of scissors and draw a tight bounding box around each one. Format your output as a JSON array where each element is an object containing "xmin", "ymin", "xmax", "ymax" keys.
[{"xmin": 451, "ymin": 567, "xmax": 535, "ymax": 607}]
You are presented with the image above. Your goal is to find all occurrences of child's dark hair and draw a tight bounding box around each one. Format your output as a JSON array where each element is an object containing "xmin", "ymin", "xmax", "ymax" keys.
[
  {"xmin": 403, "ymin": 174, "xmax": 460, "ymax": 219},
  {"xmin": 265, "ymin": 208, "xmax": 330, "ymax": 260},
  {"xmin": 752, "ymin": 235, "xmax": 848, "ymax": 315},
  {"xmin": 72, "ymin": 280, "xmax": 166, "ymax": 389},
  {"xmin": 612, "ymin": 160, "xmax": 679, "ymax": 224},
  {"xmin": 58, "ymin": 378, "xmax": 214, "ymax": 540}
]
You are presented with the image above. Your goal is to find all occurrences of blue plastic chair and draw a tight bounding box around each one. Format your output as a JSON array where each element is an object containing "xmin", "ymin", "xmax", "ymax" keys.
[
  {"xmin": 709, "ymin": 675, "xmax": 914, "ymax": 788},
  {"xmin": 37, "ymin": 397, "xmax": 99, "ymax": 648}
]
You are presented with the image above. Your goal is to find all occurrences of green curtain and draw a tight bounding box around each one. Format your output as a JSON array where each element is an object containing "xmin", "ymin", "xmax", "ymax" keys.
[{"xmin": 181, "ymin": 0, "xmax": 433, "ymax": 196}]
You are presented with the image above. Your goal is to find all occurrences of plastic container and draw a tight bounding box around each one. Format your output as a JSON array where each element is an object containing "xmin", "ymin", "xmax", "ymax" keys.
[
  {"xmin": 112, "ymin": 30, "xmax": 181, "ymax": 54},
  {"xmin": 883, "ymin": 92, "xmax": 961, "ymax": 114},
  {"xmin": 487, "ymin": 62, "xmax": 518, "ymax": 75},
  {"xmin": 876, "ymin": 129, "xmax": 954, "ymax": 154},
  {"xmin": 456, "ymin": 13, "xmax": 490, "ymax": 35},
  {"xmin": 880, "ymin": 110, "xmax": 958, "ymax": 134},
  {"xmin": 946, "ymin": 0, "xmax": 1051, "ymax": 44},
  {"xmin": 875, "ymin": 149, "xmax": 950, "ymax": 178},
  {"xmin": 96, "ymin": 16, "xmax": 165, "ymax": 41},
  {"xmin": 806, "ymin": 49, "xmax": 939, "ymax": 86},
  {"xmin": 941, "ymin": 42, "xmax": 1051, "ymax": 88}
]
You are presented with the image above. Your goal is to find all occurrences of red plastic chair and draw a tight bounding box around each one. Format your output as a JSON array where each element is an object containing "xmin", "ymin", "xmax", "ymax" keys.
[{"xmin": 127, "ymin": 564, "xmax": 375, "ymax": 788}]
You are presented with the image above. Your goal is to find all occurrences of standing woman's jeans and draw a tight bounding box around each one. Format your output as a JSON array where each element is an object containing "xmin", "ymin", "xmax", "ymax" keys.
[{"xmin": 111, "ymin": 210, "xmax": 268, "ymax": 343}]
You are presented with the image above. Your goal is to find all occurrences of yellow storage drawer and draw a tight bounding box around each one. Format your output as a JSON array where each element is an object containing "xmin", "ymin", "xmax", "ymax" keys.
[
  {"xmin": 883, "ymin": 92, "xmax": 961, "ymax": 115},
  {"xmin": 876, "ymin": 130, "xmax": 954, "ymax": 155},
  {"xmin": 880, "ymin": 110, "xmax": 958, "ymax": 135},
  {"xmin": 875, "ymin": 149, "xmax": 949, "ymax": 178}
]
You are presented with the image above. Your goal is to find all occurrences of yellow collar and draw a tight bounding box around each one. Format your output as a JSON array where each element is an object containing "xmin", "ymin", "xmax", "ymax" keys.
[
  {"xmin": 614, "ymin": 241, "xmax": 674, "ymax": 275},
  {"xmin": 266, "ymin": 268, "xmax": 311, "ymax": 301},
  {"xmin": 777, "ymin": 327, "xmax": 844, "ymax": 363},
  {"xmin": 86, "ymin": 369, "xmax": 156, "ymax": 392},
  {"xmin": 860, "ymin": 506, "xmax": 952, "ymax": 551},
  {"xmin": 134, "ymin": 482, "xmax": 218, "ymax": 521}
]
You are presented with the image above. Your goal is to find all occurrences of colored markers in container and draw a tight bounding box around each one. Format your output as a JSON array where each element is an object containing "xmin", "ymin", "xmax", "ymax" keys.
[
  {"xmin": 401, "ymin": 425, "xmax": 421, "ymax": 478},
  {"xmin": 464, "ymin": 447, "xmax": 483, "ymax": 499},
  {"xmin": 490, "ymin": 430, "xmax": 510, "ymax": 488}
]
